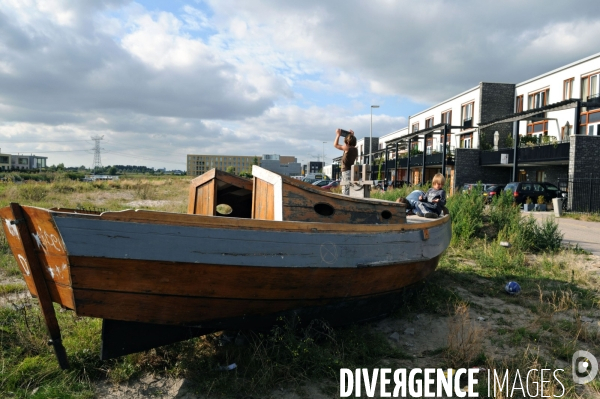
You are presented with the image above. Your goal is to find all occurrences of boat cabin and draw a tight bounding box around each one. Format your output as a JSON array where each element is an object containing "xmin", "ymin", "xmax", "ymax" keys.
[{"xmin": 188, "ymin": 166, "xmax": 406, "ymax": 224}]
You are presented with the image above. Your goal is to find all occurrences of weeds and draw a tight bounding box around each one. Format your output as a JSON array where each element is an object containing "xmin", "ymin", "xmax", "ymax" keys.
[
  {"xmin": 17, "ymin": 182, "xmax": 49, "ymax": 202},
  {"xmin": 488, "ymin": 190, "xmax": 520, "ymax": 233},
  {"xmin": 446, "ymin": 189, "xmax": 485, "ymax": 246},
  {"xmin": 444, "ymin": 303, "xmax": 485, "ymax": 368}
]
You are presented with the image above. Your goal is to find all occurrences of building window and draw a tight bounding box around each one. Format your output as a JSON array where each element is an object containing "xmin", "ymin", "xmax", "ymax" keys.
[
  {"xmin": 528, "ymin": 88, "xmax": 548, "ymax": 109},
  {"xmin": 0, "ymin": 156, "xmax": 8, "ymax": 163},
  {"xmin": 460, "ymin": 134, "xmax": 472, "ymax": 148},
  {"xmin": 563, "ymin": 78, "xmax": 574, "ymax": 100},
  {"xmin": 516, "ymin": 95, "xmax": 523, "ymax": 112},
  {"xmin": 18, "ymin": 158, "xmax": 28, "ymax": 165},
  {"xmin": 412, "ymin": 123, "xmax": 419, "ymax": 133},
  {"xmin": 461, "ymin": 102, "xmax": 474, "ymax": 128},
  {"xmin": 581, "ymin": 110, "xmax": 600, "ymax": 136},
  {"xmin": 425, "ymin": 117, "xmax": 434, "ymax": 129},
  {"xmin": 426, "ymin": 137, "xmax": 433, "ymax": 154},
  {"xmin": 582, "ymin": 72, "xmax": 600, "ymax": 102},
  {"xmin": 527, "ymin": 120, "xmax": 548, "ymax": 137},
  {"xmin": 441, "ymin": 110, "xmax": 452, "ymax": 125},
  {"xmin": 536, "ymin": 170, "xmax": 545, "ymax": 182}
]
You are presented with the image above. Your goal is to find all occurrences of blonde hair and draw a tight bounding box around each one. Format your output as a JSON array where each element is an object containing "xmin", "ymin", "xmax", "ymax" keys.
[{"xmin": 432, "ymin": 173, "xmax": 445, "ymax": 186}]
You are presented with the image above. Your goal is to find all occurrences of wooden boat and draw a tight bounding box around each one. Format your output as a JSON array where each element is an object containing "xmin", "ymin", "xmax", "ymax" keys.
[{"xmin": 0, "ymin": 166, "xmax": 451, "ymax": 368}]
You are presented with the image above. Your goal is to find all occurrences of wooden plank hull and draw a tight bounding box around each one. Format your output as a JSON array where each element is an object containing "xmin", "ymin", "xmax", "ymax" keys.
[
  {"xmin": 1, "ymin": 198, "xmax": 451, "ymax": 363},
  {"xmin": 2, "ymin": 206, "xmax": 450, "ymax": 326}
]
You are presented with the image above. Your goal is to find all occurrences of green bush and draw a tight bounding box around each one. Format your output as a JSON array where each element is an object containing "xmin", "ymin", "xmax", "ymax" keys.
[
  {"xmin": 498, "ymin": 214, "xmax": 562, "ymax": 253},
  {"xmin": 532, "ymin": 217, "xmax": 563, "ymax": 252},
  {"xmin": 488, "ymin": 190, "xmax": 519, "ymax": 233},
  {"xmin": 447, "ymin": 188, "xmax": 485, "ymax": 246},
  {"xmin": 18, "ymin": 183, "xmax": 49, "ymax": 201}
]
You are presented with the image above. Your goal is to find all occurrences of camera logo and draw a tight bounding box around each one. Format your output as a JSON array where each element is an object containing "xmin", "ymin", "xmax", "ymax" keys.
[{"xmin": 572, "ymin": 350, "xmax": 598, "ymax": 384}]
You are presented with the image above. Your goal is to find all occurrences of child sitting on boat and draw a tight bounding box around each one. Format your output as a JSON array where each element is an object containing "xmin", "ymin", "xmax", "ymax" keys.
[
  {"xmin": 396, "ymin": 190, "xmax": 425, "ymax": 215},
  {"xmin": 414, "ymin": 173, "xmax": 446, "ymax": 218}
]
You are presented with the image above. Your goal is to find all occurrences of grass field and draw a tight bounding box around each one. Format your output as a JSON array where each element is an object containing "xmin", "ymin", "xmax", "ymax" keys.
[{"xmin": 0, "ymin": 174, "xmax": 599, "ymax": 398}]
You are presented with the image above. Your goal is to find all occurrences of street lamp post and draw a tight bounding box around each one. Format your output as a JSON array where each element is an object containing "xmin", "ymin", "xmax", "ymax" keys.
[
  {"xmin": 370, "ymin": 105, "xmax": 379, "ymax": 166},
  {"xmin": 322, "ymin": 141, "xmax": 326, "ymax": 172}
]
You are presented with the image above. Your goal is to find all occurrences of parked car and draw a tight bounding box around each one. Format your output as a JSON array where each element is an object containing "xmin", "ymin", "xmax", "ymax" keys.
[
  {"xmin": 312, "ymin": 180, "xmax": 332, "ymax": 187},
  {"xmin": 483, "ymin": 184, "xmax": 506, "ymax": 203},
  {"xmin": 462, "ymin": 183, "xmax": 498, "ymax": 193},
  {"xmin": 503, "ymin": 182, "xmax": 562, "ymax": 205},
  {"xmin": 303, "ymin": 178, "xmax": 318, "ymax": 184},
  {"xmin": 320, "ymin": 180, "xmax": 340, "ymax": 191}
]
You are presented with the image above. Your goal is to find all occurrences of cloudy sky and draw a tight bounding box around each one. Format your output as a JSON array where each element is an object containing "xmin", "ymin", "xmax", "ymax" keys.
[{"xmin": 1, "ymin": 0, "xmax": 599, "ymax": 170}]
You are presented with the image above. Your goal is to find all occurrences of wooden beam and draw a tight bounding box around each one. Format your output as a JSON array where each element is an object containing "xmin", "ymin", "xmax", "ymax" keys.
[{"xmin": 9, "ymin": 203, "xmax": 69, "ymax": 369}]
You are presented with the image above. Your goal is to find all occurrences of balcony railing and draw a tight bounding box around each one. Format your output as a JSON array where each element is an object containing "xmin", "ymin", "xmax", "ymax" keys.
[
  {"xmin": 480, "ymin": 141, "xmax": 570, "ymax": 165},
  {"xmin": 519, "ymin": 142, "xmax": 570, "ymax": 162},
  {"xmin": 462, "ymin": 118, "xmax": 472, "ymax": 128},
  {"xmin": 389, "ymin": 149, "xmax": 455, "ymax": 168}
]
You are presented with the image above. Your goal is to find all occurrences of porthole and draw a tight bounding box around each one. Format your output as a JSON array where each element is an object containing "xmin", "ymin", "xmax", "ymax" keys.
[
  {"xmin": 314, "ymin": 203, "xmax": 335, "ymax": 216},
  {"xmin": 381, "ymin": 210, "xmax": 392, "ymax": 220}
]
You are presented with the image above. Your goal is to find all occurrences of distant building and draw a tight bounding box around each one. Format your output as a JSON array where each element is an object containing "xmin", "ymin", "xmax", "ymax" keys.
[
  {"xmin": 260, "ymin": 154, "xmax": 301, "ymax": 176},
  {"xmin": 187, "ymin": 154, "xmax": 260, "ymax": 177},
  {"xmin": 0, "ymin": 150, "xmax": 10, "ymax": 170},
  {"xmin": 10, "ymin": 154, "xmax": 47, "ymax": 170},
  {"xmin": 308, "ymin": 161, "xmax": 323, "ymax": 174}
]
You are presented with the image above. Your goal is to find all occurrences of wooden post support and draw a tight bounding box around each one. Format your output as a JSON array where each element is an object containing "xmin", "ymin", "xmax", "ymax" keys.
[{"xmin": 9, "ymin": 203, "xmax": 69, "ymax": 369}]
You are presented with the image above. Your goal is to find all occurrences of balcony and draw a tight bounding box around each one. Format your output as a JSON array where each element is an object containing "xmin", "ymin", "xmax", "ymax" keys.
[
  {"xmin": 480, "ymin": 141, "xmax": 570, "ymax": 165},
  {"xmin": 519, "ymin": 141, "xmax": 570, "ymax": 162},
  {"xmin": 480, "ymin": 148, "xmax": 513, "ymax": 165},
  {"xmin": 462, "ymin": 118, "xmax": 473, "ymax": 128}
]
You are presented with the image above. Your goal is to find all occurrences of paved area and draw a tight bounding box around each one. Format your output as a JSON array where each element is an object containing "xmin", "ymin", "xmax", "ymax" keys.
[{"xmin": 528, "ymin": 211, "xmax": 600, "ymax": 255}]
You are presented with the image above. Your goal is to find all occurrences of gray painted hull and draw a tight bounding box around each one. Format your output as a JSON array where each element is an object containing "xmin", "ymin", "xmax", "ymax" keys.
[{"xmin": 53, "ymin": 214, "xmax": 451, "ymax": 269}]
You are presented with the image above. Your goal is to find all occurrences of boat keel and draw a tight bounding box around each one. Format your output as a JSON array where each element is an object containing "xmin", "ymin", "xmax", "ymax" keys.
[{"xmin": 100, "ymin": 319, "xmax": 217, "ymax": 360}]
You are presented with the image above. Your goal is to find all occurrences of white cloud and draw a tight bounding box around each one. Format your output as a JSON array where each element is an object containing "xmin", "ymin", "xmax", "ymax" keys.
[{"xmin": 0, "ymin": 0, "xmax": 599, "ymax": 169}]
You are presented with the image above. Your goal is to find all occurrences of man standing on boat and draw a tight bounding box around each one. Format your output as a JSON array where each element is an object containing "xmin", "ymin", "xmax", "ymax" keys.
[{"xmin": 334, "ymin": 129, "xmax": 357, "ymax": 195}]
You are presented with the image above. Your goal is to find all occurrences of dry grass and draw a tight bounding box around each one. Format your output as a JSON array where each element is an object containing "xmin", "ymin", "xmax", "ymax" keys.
[
  {"xmin": 0, "ymin": 176, "xmax": 190, "ymax": 212},
  {"xmin": 445, "ymin": 302, "xmax": 486, "ymax": 368}
]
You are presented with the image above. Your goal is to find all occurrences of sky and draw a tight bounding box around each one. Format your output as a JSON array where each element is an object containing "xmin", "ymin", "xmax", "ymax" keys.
[{"xmin": 1, "ymin": 0, "xmax": 600, "ymax": 171}]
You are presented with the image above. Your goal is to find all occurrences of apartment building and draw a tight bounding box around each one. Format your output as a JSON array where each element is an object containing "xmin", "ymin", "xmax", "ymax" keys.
[
  {"xmin": 364, "ymin": 51, "xmax": 600, "ymax": 209},
  {"xmin": 372, "ymin": 83, "xmax": 514, "ymax": 187}
]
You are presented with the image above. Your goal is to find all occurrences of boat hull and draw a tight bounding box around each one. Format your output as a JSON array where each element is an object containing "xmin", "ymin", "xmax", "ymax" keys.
[{"xmin": 0, "ymin": 203, "xmax": 451, "ymax": 363}]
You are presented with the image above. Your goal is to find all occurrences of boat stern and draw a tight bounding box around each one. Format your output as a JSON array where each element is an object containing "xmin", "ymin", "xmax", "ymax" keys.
[{"xmin": 0, "ymin": 204, "xmax": 74, "ymax": 310}]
